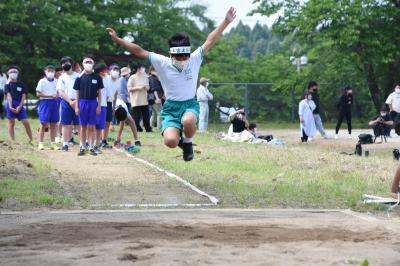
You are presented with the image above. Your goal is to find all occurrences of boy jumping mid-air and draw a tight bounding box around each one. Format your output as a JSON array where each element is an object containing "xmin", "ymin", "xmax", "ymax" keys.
[{"xmin": 107, "ymin": 7, "xmax": 236, "ymax": 161}]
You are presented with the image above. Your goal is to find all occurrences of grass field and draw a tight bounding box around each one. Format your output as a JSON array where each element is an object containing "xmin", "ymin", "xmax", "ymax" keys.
[{"xmin": 0, "ymin": 118, "xmax": 397, "ymax": 211}]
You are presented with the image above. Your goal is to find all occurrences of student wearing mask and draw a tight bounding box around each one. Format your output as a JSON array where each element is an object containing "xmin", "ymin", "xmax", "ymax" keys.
[
  {"xmin": 335, "ymin": 86, "xmax": 354, "ymax": 139},
  {"xmin": 149, "ymin": 66, "xmax": 164, "ymax": 130},
  {"xmin": 128, "ymin": 63, "xmax": 152, "ymax": 132},
  {"xmin": 74, "ymin": 55, "xmax": 103, "ymax": 156},
  {"xmin": 57, "ymin": 56, "xmax": 80, "ymax": 152},
  {"xmin": 119, "ymin": 66, "xmax": 132, "ymax": 115},
  {"xmin": 102, "ymin": 64, "xmax": 120, "ymax": 148},
  {"xmin": 385, "ymin": 84, "xmax": 400, "ymax": 135},
  {"xmin": 299, "ymin": 92, "xmax": 316, "ymax": 143},
  {"xmin": 107, "ymin": 7, "xmax": 236, "ymax": 161},
  {"xmin": 5, "ymin": 66, "xmax": 33, "ymax": 143},
  {"xmin": 93, "ymin": 63, "xmax": 109, "ymax": 154},
  {"xmin": 368, "ymin": 105, "xmax": 393, "ymax": 137},
  {"xmin": 308, "ymin": 81, "xmax": 327, "ymax": 139},
  {"xmin": 196, "ymin": 77, "xmax": 213, "ymax": 132},
  {"xmin": 36, "ymin": 64, "xmax": 59, "ymax": 150}
]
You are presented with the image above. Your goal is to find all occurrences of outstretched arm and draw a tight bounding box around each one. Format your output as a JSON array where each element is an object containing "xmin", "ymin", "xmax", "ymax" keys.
[
  {"xmin": 106, "ymin": 28, "xmax": 148, "ymax": 59},
  {"xmin": 202, "ymin": 7, "xmax": 236, "ymax": 54}
]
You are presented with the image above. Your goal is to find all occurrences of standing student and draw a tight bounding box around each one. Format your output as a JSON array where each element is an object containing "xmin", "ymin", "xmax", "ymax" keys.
[
  {"xmin": 385, "ymin": 84, "xmax": 400, "ymax": 135},
  {"xmin": 128, "ymin": 63, "xmax": 152, "ymax": 132},
  {"xmin": 119, "ymin": 66, "xmax": 132, "ymax": 115},
  {"xmin": 0, "ymin": 66, "xmax": 7, "ymax": 119},
  {"xmin": 114, "ymin": 98, "xmax": 141, "ymax": 146},
  {"xmin": 57, "ymin": 56, "xmax": 80, "ymax": 152},
  {"xmin": 36, "ymin": 64, "xmax": 59, "ymax": 150},
  {"xmin": 74, "ymin": 55, "xmax": 103, "ymax": 156},
  {"xmin": 149, "ymin": 66, "xmax": 164, "ymax": 130},
  {"xmin": 102, "ymin": 64, "xmax": 120, "ymax": 148},
  {"xmin": 94, "ymin": 63, "xmax": 109, "ymax": 153},
  {"xmin": 299, "ymin": 92, "xmax": 317, "ymax": 143},
  {"xmin": 107, "ymin": 7, "xmax": 236, "ymax": 161},
  {"xmin": 308, "ymin": 81, "xmax": 327, "ymax": 139},
  {"xmin": 335, "ymin": 86, "xmax": 353, "ymax": 139},
  {"xmin": 4, "ymin": 66, "xmax": 33, "ymax": 143},
  {"xmin": 196, "ymin": 77, "xmax": 213, "ymax": 132}
]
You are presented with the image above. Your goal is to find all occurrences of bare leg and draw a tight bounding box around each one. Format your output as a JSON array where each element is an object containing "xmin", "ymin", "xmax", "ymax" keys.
[
  {"xmin": 181, "ymin": 112, "xmax": 197, "ymax": 138},
  {"xmin": 163, "ymin": 127, "xmax": 180, "ymax": 148},
  {"xmin": 80, "ymin": 125, "xmax": 87, "ymax": 146},
  {"xmin": 96, "ymin": 129, "xmax": 102, "ymax": 146},
  {"xmin": 8, "ymin": 119, "xmax": 15, "ymax": 141},
  {"xmin": 62, "ymin": 125, "xmax": 72, "ymax": 144},
  {"xmin": 392, "ymin": 165, "xmax": 400, "ymax": 193},
  {"xmin": 38, "ymin": 123, "xmax": 48, "ymax": 143},
  {"xmin": 21, "ymin": 119, "xmax": 33, "ymax": 141},
  {"xmin": 49, "ymin": 123, "xmax": 57, "ymax": 143},
  {"xmin": 126, "ymin": 116, "xmax": 139, "ymax": 140},
  {"xmin": 103, "ymin": 121, "xmax": 110, "ymax": 140},
  {"xmin": 87, "ymin": 125, "xmax": 95, "ymax": 146}
]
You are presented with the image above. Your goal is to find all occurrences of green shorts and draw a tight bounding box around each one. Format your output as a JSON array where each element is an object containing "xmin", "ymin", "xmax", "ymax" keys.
[{"xmin": 161, "ymin": 99, "xmax": 200, "ymax": 133}]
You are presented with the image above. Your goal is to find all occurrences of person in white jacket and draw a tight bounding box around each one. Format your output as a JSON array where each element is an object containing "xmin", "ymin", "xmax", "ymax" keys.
[
  {"xmin": 196, "ymin": 77, "xmax": 213, "ymax": 132},
  {"xmin": 299, "ymin": 92, "xmax": 317, "ymax": 142}
]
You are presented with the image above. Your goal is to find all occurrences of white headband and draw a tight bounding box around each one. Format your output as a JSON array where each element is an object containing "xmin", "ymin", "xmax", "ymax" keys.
[{"xmin": 170, "ymin": 46, "xmax": 191, "ymax": 54}]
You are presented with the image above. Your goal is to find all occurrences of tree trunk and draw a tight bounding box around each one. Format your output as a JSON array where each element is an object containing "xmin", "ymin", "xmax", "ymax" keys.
[{"xmin": 362, "ymin": 63, "xmax": 381, "ymax": 111}]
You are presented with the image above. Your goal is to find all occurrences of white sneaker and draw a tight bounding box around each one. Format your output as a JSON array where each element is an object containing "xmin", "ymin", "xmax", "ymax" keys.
[
  {"xmin": 335, "ymin": 134, "xmax": 339, "ymax": 139},
  {"xmin": 308, "ymin": 137, "xmax": 313, "ymax": 141},
  {"xmin": 348, "ymin": 134, "xmax": 352, "ymax": 139}
]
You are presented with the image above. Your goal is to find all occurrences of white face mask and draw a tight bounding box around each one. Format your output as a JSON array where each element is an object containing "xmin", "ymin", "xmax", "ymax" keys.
[
  {"xmin": 381, "ymin": 112, "xmax": 387, "ymax": 116},
  {"xmin": 9, "ymin": 72, "xmax": 18, "ymax": 80},
  {"xmin": 205, "ymin": 82, "xmax": 209, "ymax": 87},
  {"xmin": 111, "ymin": 70, "xmax": 120, "ymax": 79},
  {"xmin": 395, "ymin": 88, "xmax": 400, "ymax": 94},
  {"xmin": 307, "ymin": 95, "xmax": 312, "ymax": 101},
  {"xmin": 45, "ymin": 71, "xmax": 55, "ymax": 79},
  {"xmin": 172, "ymin": 58, "xmax": 189, "ymax": 71},
  {"xmin": 83, "ymin": 63, "xmax": 93, "ymax": 72}
]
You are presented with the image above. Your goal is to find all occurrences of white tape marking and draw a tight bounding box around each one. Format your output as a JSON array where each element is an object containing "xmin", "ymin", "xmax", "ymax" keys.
[{"xmin": 115, "ymin": 148, "xmax": 219, "ymax": 205}]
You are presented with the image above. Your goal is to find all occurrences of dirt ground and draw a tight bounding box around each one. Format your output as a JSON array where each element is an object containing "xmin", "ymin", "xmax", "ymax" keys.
[
  {"xmin": 0, "ymin": 209, "xmax": 399, "ymax": 266},
  {"xmin": 42, "ymin": 146, "xmax": 211, "ymax": 207}
]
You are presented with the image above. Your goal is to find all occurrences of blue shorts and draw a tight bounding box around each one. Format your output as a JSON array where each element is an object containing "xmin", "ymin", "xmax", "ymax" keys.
[
  {"xmin": 60, "ymin": 99, "xmax": 79, "ymax": 125},
  {"xmin": 38, "ymin": 99, "xmax": 59, "ymax": 124},
  {"xmin": 106, "ymin": 102, "xmax": 113, "ymax": 122},
  {"xmin": 96, "ymin": 106, "xmax": 107, "ymax": 130},
  {"xmin": 6, "ymin": 100, "xmax": 28, "ymax": 121},
  {"xmin": 79, "ymin": 99, "xmax": 98, "ymax": 126},
  {"xmin": 161, "ymin": 98, "xmax": 199, "ymax": 133}
]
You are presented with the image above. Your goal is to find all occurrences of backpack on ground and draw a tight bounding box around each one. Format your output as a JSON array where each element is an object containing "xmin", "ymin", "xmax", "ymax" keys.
[{"xmin": 358, "ymin": 133, "xmax": 373, "ymax": 144}]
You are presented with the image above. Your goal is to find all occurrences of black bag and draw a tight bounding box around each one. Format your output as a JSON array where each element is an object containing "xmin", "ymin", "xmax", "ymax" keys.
[
  {"xmin": 258, "ymin": 135, "xmax": 274, "ymax": 142},
  {"xmin": 358, "ymin": 133, "xmax": 373, "ymax": 144},
  {"xmin": 355, "ymin": 142, "xmax": 362, "ymax": 156}
]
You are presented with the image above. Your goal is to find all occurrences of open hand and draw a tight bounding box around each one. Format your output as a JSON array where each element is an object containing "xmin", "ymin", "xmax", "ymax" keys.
[
  {"xmin": 225, "ymin": 7, "xmax": 237, "ymax": 23},
  {"xmin": 106, "ymin": 28, "xmax": 119, "ymax": 41}
]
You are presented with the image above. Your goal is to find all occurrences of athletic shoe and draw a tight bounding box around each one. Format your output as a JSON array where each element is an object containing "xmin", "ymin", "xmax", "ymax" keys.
[
  {"xmin": 69, "ymin": 137, "xmax": 77, "ymax": 145},
  {"xmin": 61, "ymin": 145, "xmax": 68, "ymax": 152},
  {"xmin": 93, "ymin": 146, "xmax": 102, "ymax": 154},
  {"xmin": 348, "ymin": 134, "xmax": 352, "ymax": 139},
  {"xmin": 89, "ymin": 148, "xmax": 97, "ymax": 156},
  {"xmin": 178, "ymin": 137, "xmax": 183, "ymax": 149},
  {"xmin": 38, "ymin": 143, "xmax": 45, "ymax": 150},
  {"xmin": 101, "ymin": 139, "xmax": 112, "ymax": 149},
  {"xmin": 335, "ymin": 134, "xmax": 339, "ymax": 139},
  {"xmin": 72, "ymin": 130, "xmax": 78, "ymax": 135},
  {"xmin": 50, "ymin": 143, "xmax": 59, "ymax": 150},
  {"xmin": 78, "ymin": 147, "xmax": 86, "ymax": 156},
  {"xmin": 182, "ymin": 142, "xmax": 194, "ymax": 162},
  {"xmin": 308, "ymin": 137, "xmax": 313, "ymax": 141},
  {"xmin": 85, "ymin": 142, "xmax": 90, "ymax": 149},
  {"xmin": 134, "ymin": 140, "xmax": 142, "ymax": 147}
]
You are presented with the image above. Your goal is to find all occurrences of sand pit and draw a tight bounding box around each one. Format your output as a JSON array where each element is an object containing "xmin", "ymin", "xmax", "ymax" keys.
[{"xmin": 1, "ymin": 209, "xmax": 399, "ymax": 265}]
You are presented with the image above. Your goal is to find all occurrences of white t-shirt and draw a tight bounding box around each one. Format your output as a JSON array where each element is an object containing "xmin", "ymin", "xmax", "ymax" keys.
[
  {"xmin": 197, "ymin": 84, "xmax": 213, "ymax": 102},
  {"xmin": 99, "ymin": 87, "xmax": 107, "ymax": 107},
  {"xmin": 115, "ymin": 99, "xmax": 131, "ymax": 117},
  {"xmin": 0, "ymin": 73, "xmax": 7, "ymax": 91},
  {"xmin": 148, "ymin": 46, "xmax": 204, "ymax": 101},
  {"xmin": 386, "ymin": 92, "xmax": 400, "ymax": 113},
  {"xmin": 104, "ymin": 76, "xmax": 120, "ymax": 103},
  {"xmin": 36, "ymin": 77, "xmax": 58, "ymax": 99},
  {"xmin": 57, "ymin": 72, "xmax": 79, "ymax": 100}
]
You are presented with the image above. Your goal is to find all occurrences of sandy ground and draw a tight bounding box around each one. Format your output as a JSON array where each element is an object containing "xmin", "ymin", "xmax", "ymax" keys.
[{"xmin": 0, "ymin": 209, "xmax": 400, "ymax": 266}]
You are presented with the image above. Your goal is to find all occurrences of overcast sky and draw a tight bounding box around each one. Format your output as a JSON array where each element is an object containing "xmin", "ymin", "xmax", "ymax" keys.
[{"xmin": 198, "ymin": 0, "xmax": 279, "ymax": 30}]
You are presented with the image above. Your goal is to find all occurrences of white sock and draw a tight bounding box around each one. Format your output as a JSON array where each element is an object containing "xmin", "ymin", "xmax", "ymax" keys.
[
  {"xmin": 63, "ymin": 142, "xmax": 69, "ymax": 146},
  {"xmin": 183, "ymin": 137, "xmax": 192, "ymax": 143}
]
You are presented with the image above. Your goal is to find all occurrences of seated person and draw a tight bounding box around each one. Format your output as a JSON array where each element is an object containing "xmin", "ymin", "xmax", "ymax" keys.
[
  {"xmin": 114, "ymin": 99, "xmax": 141, "ymax": 146},
  {"xmin": 391, "ymin": 164, "xmax": 400, "ymax": 194},
  {"xmin": 248, "ymin": 123, "xmax": 257, "ymax": 137},
  {"xmin": 368, "ymin": 105, "xmax": 393, "ymax": 137},
  {"xmin": 229, "ymin": 109, "xmax": 249, "ymax": 134}
]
